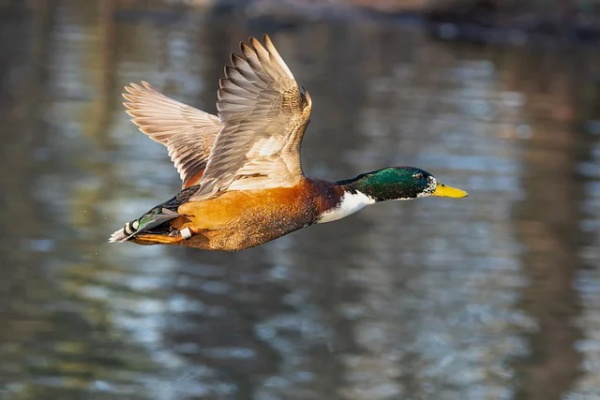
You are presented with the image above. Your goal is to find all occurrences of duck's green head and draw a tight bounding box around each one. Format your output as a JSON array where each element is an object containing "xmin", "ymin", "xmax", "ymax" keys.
[{"xmin": 341, "ymin": 167, "xmax": 468, "ymax": 201}]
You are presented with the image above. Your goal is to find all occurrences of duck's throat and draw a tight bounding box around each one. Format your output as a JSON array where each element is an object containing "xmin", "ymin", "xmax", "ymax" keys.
[{"xmin": 317, "ymin": 189, "xmax": 376, "ymax": 224}]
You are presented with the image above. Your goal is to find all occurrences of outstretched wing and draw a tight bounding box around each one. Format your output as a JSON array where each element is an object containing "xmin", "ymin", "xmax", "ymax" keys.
[
  {"xmin": 123, "ymin": 81, "xmax": 223, "ymax": 188},
  {"xmin": 192, "ymin": 35, "xmax": 312, "ymax": 200}
]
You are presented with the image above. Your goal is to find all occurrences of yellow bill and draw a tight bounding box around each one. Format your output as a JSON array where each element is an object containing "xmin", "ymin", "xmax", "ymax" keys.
[{"xmin": 432, "ymin": 182, "xmax": 468, "ymax": 198}]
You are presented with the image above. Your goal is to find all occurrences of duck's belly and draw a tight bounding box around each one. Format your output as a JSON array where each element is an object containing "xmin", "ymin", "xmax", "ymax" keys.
[{"xmin": 173, "ymin": 186, "xmax": 319, "ymax": 251}]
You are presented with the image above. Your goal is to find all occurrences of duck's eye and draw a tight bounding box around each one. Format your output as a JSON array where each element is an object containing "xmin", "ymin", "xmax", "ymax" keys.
[{"xmin": 414, "ymin": 172, "xmax": 424, "ymax": 180}]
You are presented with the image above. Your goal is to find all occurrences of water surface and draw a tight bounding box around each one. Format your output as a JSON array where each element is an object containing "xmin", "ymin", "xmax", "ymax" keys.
[{"xmin": 1, "ymin": 2, "xmax": 599, "ymax": 399}]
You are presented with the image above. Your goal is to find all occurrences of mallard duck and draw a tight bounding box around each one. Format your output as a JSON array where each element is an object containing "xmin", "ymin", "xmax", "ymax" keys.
[{"xmin": 109, "ymin": 35, "xmax": 467, "ymax": 251}]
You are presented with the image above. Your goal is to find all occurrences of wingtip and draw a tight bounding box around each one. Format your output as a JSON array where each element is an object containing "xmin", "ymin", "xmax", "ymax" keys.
[
  {"xmin": 122, "ymin": 83, "xmax": 139, "ymax": 98},
  {"xmin": 249, "ymin": 36, "xmax": 260, "ymax": 47},
  {"xmin": 250, "ymin": 36, "xmax": 270, "ymax": 57},
  {"xmin": 129, "ymin": 82, "xmax": 143, "ymax": 91},
  {"xmin": 240, "ymin": 41, "xmax": 256, "ymax": 58},
  {"xmin": 263, "ymin": 34, "xmax": 273, "ymax": 46},
  {"xmin": 108, "ymin": 228, "xmax": 128, "ymax": 243},
  {"xmin": 123, "ymin": 81, "xmax": 154, "ymax": 97}
]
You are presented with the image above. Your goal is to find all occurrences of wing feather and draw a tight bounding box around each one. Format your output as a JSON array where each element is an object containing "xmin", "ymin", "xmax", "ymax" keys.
[
  {"xmin": 192, "ymin": 35, "xmax": 312, "ymax": 199},
  {"xmin": 123, "ymin": 81, "xmax": 223, "ymax": 188}
]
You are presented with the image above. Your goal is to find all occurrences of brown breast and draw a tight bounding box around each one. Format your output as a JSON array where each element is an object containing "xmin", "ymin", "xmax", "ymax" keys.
[{"xmin": 171, "ymin": 177, "xmax": 342, "ymax": 251}]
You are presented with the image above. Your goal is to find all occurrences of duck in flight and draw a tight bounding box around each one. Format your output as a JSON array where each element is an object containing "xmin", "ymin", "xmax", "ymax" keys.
[{"xmin": 110, "ymin": 35, "xmax": 468, "ymax": 251}]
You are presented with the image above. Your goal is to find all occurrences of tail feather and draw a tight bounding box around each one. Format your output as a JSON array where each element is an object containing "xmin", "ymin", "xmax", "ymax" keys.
[
  {"xmin": 109, "ymin": 186, "xmax": 198, "ymax": 244},
  {"xmin": 108, "ymin": 208, "xmax": 180, "ymax": 243},
  {"xmin": 109, "ymin": 228, "xmax": 130, "ymax": 243}
]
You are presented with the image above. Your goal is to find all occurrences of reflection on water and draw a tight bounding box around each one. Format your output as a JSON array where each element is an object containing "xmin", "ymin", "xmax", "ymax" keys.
[{"xmin": 1, "ymin": 1, "xmax": 599, "ymax": 399}]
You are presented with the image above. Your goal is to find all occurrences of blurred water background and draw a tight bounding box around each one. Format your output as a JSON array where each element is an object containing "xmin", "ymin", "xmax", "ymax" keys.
[{"xmin": 1, "ymin": 1, "xmax": 600, "ymax": 399}]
